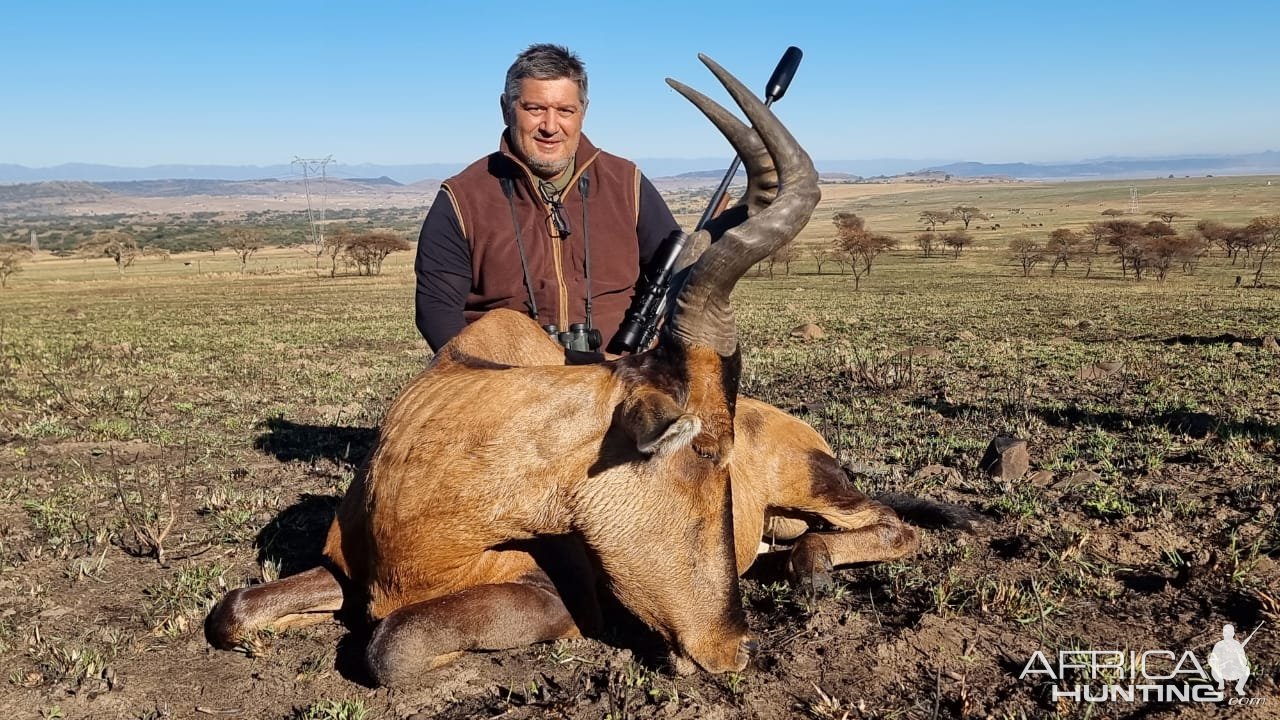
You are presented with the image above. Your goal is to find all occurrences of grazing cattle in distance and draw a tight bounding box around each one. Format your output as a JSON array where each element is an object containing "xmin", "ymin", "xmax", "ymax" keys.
[{"xmin": 206, "ymin": 55, "xmax": 977, "ymax": 687}]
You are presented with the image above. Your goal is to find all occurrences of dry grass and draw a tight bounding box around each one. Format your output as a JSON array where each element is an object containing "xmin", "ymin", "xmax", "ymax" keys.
[{"xmin": 1, "ymin": 176, "xmax": 1277, "ymax": 718}]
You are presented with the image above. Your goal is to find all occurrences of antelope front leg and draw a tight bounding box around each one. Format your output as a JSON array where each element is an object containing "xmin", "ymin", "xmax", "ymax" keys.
[
  {"xmin": 787, "ymin": 516, "xmax": 919, "ymax": 594},
  {"xmin": 366, "ymin": 573, "xmax": 582, "ymax": 688},
  {"xmin": 777, "ymin": 452, "xmax": 919, "ymax": 593},
  {"xmin": 205, "ymin": 565, "xmax": 345, "ymax": 650}
]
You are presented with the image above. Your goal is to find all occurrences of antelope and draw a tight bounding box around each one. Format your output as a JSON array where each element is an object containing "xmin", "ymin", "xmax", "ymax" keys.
[{"xmin": 207, "ymin": 55, "xmax": 973, "ymax": 686}]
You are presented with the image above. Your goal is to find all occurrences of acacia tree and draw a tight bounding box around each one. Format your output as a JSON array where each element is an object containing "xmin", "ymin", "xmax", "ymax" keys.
[
  {"xmin": 810, "ymin": 247, "xmax": 833, "ymax": 274},
  {"xmin": 1009, "ymin": 238, "xmax": 1044, "ymax": 277},
  {"xmin": 918, "ymin": 209, "xmax": 954, "ymax": 232},
  {"xmin": 344, "ymin": 231, "xmax": 413, "ymax": 276},
  {"xmin": 832, "ymin": 212, "xmax": 895, "ymax": 289},
  {"xmin": 1101, "ymin": 220, "xmax": 1143, "ymax": 277},
  {"xmin": 1173, "ymin": 233, "xmax": 1210, "ymax": 274},
  {"xmin": 1148, "ymin": 210, "xmax": 1186, "ymax": 225},
  {"xmin": 952, "ymin": 205, "xmax": 988, "ymax": 230},
  {"xmin": 829, "ymin": 247, "xmax": 852, "ymax": 275},
  {"xmin": 0, "ymin": 245, "xmax": 32, "ymax": 288},
  {"xmin": 768, "ymin": 243, "xmax": 800, "ymax": 276},
  {"xmin": 1083, "ymin": 222, "xmax": 1109, "ymax": 253},
  {"xmin": 1141, "ymin": 235, "xmax": 1186, "ymax": 282},
  {"xmin": 832, "ymin": 211, "xmax": 865, "ymax": 237},
  {"xmin": 1045, "ymin": 228, "xmax": 1082, "ymax": 276},
  {"xmin": 861, "ymin": 234, "xmax": 898, "ymax": 274},
  {"xmin": 941, "ymin": 230, "xmax": 972, "ymax": 257},
  {"xmin": 322, "ymin": 224, "xmax": 355, "ymax": 278},
  {"xmin": 226, "ymin": 227, "xmax": 265, "ymax": 271},
  {"xmin": 1244, "ymin": 214, "xmax": 1280, "ymax": 286},
  {"xmin": 842, "ymin": 236, "xmax": 897, "ymax": 291},
  {"xmin": 1132, "ymin": 221, "xmax": 1178, "ymax": 281},
  {"xmin": 915, "ymin": 231, "xmax": 937, "ymax": 257},
  {"xmin": 1101, "ymin": 208, "xmax": 1127, "ymax": 218},
  {"xmin": 77, "ymin": 230, "xmax": 140, "ymax": 276},
  {"xmin": 1195, "ymin": 219, "xmax": 1237, "ymax": 261}
]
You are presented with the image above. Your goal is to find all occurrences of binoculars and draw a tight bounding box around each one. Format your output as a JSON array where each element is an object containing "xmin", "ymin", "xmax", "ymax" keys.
[{"xmin": 543, "ymin": 323, "xmax": 603, "ymax": 352}]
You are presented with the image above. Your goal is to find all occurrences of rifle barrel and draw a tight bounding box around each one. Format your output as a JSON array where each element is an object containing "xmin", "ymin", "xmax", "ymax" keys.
[
  {"xmin": 1241, "ymin": 621, "xmax": 1264, "ymax": 647},
  {"xmin": 694, "ymin": 47, "xmax": 801, "ymax": 233}
]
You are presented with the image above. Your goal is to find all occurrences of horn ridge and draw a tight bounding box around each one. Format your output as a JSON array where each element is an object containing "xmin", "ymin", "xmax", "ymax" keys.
[{"xmin": 665, "ymin": 55, "xmax": 820, "ymax": 355}]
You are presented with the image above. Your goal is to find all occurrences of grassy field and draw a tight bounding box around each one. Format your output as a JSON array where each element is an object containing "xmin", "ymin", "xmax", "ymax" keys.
[{"xmin": 1, "ymin": 176, "xmax": 1278, "ymax": 719}]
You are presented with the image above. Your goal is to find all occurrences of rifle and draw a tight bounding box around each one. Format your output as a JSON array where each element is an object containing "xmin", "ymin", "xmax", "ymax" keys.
[{"xmin": 607, "ymin": 46, "xmax": 803, "ymax": 355}]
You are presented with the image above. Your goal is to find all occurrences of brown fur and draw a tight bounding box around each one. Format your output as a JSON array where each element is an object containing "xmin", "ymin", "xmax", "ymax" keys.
[
  {"xmin": 206, "ymin": 57, "xmax": 911, "ymax": 684},
  {"xmin": 206, "ymin": 311, "xmax": 921, "ymax": 683}
]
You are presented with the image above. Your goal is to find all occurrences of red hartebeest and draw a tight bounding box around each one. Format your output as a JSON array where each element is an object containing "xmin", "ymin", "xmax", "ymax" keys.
[{"xmin": 207, "ymin": 55, "xmax": 969, "ymax": 686}]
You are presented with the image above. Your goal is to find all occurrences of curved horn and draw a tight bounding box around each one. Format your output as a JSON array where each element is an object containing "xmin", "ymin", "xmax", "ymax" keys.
[{"xmin": 664, "ymin": 55, "xmax": 819, "ymax": 355}]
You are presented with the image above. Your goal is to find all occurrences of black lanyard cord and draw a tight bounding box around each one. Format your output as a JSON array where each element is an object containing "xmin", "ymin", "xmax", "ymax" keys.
[
  {"xmin": 579, "ymin": 172, "xmax": 591, "ymax": 331},
  {"xmin": 499, "ymin": 177, "xmax": 539, "ymax": 321}
]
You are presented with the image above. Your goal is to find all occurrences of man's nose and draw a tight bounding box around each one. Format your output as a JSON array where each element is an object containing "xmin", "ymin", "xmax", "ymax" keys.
[{"xmin": 538, "ymin": 113, "xmax": 560, "ymax": 136}]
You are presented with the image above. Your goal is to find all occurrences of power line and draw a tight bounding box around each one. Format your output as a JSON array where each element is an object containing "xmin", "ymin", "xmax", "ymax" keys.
[{"xmin": 293, "ymin": 155, "xmax": 333, "ymax": 256}]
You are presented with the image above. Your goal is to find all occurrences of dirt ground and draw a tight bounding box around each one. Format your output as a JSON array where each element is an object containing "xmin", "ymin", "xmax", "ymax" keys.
[{"xmin": 3, "ymin": 182, "xmax": 1279, "ymax": 718}]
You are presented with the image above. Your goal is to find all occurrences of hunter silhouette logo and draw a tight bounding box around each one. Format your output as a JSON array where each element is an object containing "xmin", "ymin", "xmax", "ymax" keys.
[
  {"xmin": 1207, "ymin": 623, "xmax": 1256, "ymax": 696},
  {"xmin": 1020, "ymin": 621, "xmax": 1267, "ymax": 705}
]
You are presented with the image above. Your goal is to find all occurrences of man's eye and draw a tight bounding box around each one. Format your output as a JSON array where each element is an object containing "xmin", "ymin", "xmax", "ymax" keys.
[{"xmin": 557, "ymin": 108, "xmax": 576, "ymax": 118}]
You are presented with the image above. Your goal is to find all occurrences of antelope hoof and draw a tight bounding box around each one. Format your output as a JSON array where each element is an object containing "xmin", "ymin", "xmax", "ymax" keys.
[
  {"xmin": 788, "ymin": 537, "xmax": 834, "ymax": 598},
  {"xmin": 734, "ymin": 638, "xmax": 758, "ymax": 670},
  {"xmin": 205, "ymin": 588, "xmax": 251, "ymax": 650}
]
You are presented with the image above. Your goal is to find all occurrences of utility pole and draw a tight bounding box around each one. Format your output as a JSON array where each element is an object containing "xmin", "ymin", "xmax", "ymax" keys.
[
  {"xmin": 292, "ymin": 155, "xmax": 333, "ymax": 258},
  {"xmin": 1129, "ymin": 185, "xmax": 1139, "ymax": 215},
  {"xmin": 30, "ymin": 229, "xmax": 39, "ymax": 253}
]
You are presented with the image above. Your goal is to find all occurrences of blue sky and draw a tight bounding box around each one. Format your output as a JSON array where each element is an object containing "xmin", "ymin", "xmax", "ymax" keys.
[{"xmin": 4, "ymin": 1, "xmax": 1277, "ymax": 171}]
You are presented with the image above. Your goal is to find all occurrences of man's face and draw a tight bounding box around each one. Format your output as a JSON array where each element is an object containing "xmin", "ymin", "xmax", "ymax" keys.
[{"xmin": 505, "ymin": 77, "xmax": 585, "ymax": 179}]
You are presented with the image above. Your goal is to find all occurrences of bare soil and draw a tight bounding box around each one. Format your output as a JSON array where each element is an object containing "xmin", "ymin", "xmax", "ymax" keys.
[{"xmin": 3, "ymin": 179, "xmax": 1278, "ymax": 718}]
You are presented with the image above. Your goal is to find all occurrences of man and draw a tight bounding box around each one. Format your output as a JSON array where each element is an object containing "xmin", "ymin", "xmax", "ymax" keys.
[
  {"xmin": 415, "ymin": 44, "xmax": 681, "ymax": 352},
  {"xmin": 1207, "ymin": 623, "xmax": 1252, "ymax": 696}
]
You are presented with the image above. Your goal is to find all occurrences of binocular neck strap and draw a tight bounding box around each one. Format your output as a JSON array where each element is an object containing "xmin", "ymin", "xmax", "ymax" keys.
[
  {"xmin": 579, "ymin": 172, "xmax": 591, "ymax": 333},
  {"xmin": 499, "ymin": 176, "xmax": 539, "ymax": 321}
]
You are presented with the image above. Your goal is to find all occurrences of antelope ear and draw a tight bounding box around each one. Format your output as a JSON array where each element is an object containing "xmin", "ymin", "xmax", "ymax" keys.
[{"xmin": 621, "ymin": 389, "xmax": 701, "ymax": 455}]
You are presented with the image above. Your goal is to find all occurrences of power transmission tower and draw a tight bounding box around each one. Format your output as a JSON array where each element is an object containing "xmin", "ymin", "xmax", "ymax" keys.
[
  {"xmin": 293, "ymin": 155, "xmax": 333, "ymax": 257},
  {"xmin": 1128, "ymin": 185, "xmax": 1139, "ymax": 215}
]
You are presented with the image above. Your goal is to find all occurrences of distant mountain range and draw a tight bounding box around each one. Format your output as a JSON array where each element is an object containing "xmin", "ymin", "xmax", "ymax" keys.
[
  {"xmin": 2, "ymin": 151, "xmax": 1277, "ymax": 185},
  {"xmin": 0, "ymin": 163, "xmax": 464, "ymax": 185},
  {"xmin": 922, "ymin": 151, "xmax": 1280, "ymax": 180}
]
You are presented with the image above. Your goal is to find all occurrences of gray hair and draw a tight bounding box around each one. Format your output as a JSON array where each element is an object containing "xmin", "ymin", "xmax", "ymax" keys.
[{"xmin": 502, "ymin": 44, "xmax": 588, "ymax": 110}]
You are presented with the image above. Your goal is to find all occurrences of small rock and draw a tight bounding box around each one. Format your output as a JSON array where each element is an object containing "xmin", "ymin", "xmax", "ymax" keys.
[
  {"xmin": 841, "ymin": 457, "xmax": 902, "ymax": 479},
  {"xmin": 980, "ymin": 436, "xmax": 1029, "ymax": 480},
  {"xmin": 1054, "ymin": 469, "xmax": 1101, "ymax": 491},
  {"xmin": 1263, "ymin": 335, "xmax": 1280, "ymax": 354},
  {"xmin": 790, "ymin": 323, "xmax": 826, "ymax": 340},
  {"xmin": 1049, "ymin": 336, "xmax": 1071, "ymax": 345},
  {"xmin": 791, "ymin": 400, "xmax": 829, "ymax": 415},
  {"xmin": 899, "ymin": 345, "xmax": 945, "ymax": 358},
  {"xmin": 1077, "ymin": 361, "xmax": 1123, "ymax": 380},
  {"xmin": 913, "ymin": 464, "xmax": 963, "ymax": 484},
  {"xmin": 1027, "ymin": 469, "xmax": 1055, "ymax": 487},
  {"xmin": 1230, "ymin": 341, "xmax": 1244, "ymax": 352},
  {"xmin": 955, "ymin": 330, "xmax": 977, "ymax": 342}
]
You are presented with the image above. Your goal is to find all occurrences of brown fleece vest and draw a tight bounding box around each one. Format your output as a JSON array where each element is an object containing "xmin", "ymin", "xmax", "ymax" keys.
[{"xmin": 441, "ymin": 134, "xmax": 642, "ymax": 343}]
